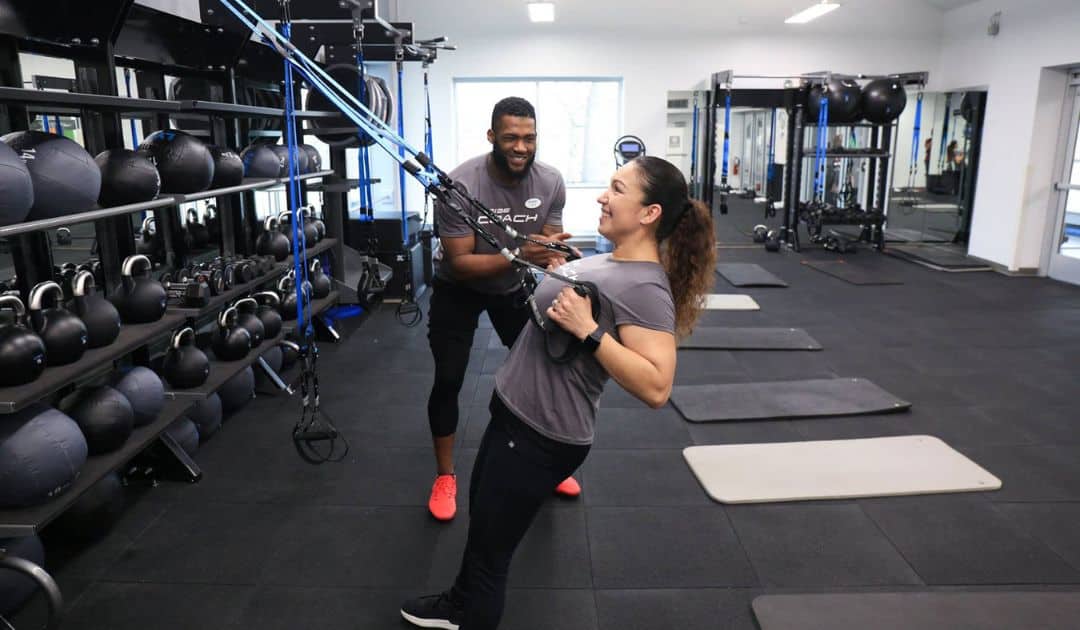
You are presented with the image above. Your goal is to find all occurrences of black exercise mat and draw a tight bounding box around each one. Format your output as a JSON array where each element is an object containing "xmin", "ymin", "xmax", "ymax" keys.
[
  {"xmin": 716, "ymin": 263, "xmax": 788, "ymax": 287},
  {"xmin": 680, "ymin": 327, "xmax": 822, "ymax": 351},
  {"xmin": 670, "ymin": 378, "xmax": 910, "ymax": 423},
  {"xmin": 886, "ymin": 244, "xmax": 993, "ymax": 271},
  {"xmin": 753, "ymin": 592, "xmax": 1080, "ymax": 630},
  {"xmin": 802, "ymin": 260, "xmax": 904, "ymax": 285}
]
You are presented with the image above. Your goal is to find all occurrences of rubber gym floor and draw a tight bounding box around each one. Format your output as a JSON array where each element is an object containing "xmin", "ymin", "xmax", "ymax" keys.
[{"xmin": 14, "ymin": 200, "xmax": 1080, "ymax": 629}]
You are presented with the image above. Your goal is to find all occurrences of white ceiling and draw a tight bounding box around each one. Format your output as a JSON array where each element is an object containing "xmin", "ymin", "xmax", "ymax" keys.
[{"xmin": 398, "ymin": 0, "xmax": 983, "ymax": 39}]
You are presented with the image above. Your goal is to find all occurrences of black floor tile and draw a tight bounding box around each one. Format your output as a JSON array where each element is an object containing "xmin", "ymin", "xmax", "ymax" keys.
[
  {"xmin": 260, "ymin": 506, "xmax": 443, "ymax": 588},
  {"xmin": 994, "ymin": 503, "xmax": 1080, "ymax": 572},
  {"xmin": 860, "ymin": 495, "xmax": 1080, "ymax": 585},
  {"xmin": 596, "ymin": 588, "xmax": 758, "ymax": 630},
  {"xmin": 587, "ymin": 507, "xmax": 757, "ymax": 589},
  {"xmin": 427, "ymin": 504, "xmax": 592, "ymax": 590},
  {"xmin": 234, "ymin": 586, "xmax": 414, "ymax": 630},
  {"xmin": 61, "ymin": 582, "xmax": 254, "ymax": 630},
  {"xmin": 960, "ymin": 444, "xmax": 1080, "ymax": 502},
  {"xmin": 686, "ymin": 419, "xmax": 805, "ymax": 445},
  {"xmin": 41, "ymin": 488, "xmax": 170, "ymax": 581},
  {"xmin": 727, "ymin": 503, "xmax": 922, "ymax": 587},
  {"xmin": 107, "ymin": 503, "xmax": 291, "ymax": 584},
  {"xmin": 790, "ymin": 405, "xmax": 1031, "ymax": 449},
  {"xmin": 582, "ymin": 450, "xmax": 709, "ymax": 507},
  {"xmin": 497, "ymin": 589, "xmax": 599, "ymax": 630},
  {"xmin": 592, "ymin": 406, "xmax": 692, "ymax": 450},
  {"xmin": 981, "ymin": 405, "xmax": 1080, "ymax": 446}
]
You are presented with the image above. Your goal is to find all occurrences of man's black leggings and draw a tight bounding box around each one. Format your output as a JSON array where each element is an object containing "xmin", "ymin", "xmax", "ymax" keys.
[
  {"xmin": 427, "ymin": 278, "xmax": 531, "ymax": 438},
  {"xmin": 450, "ymin": 393, "xmax": 590, "ymax": 630}
]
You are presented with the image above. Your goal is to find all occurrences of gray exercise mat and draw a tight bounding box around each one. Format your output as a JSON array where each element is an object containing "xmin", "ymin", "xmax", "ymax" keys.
[
  {"xmin": 753, "ymin": 592, "xmax": 1080, "ymax": 630},
  {"xmin": 680, "ymin": 327, "xmax": 821, "ymax": 351},
  {"xmin": 670, "ymin": 378, "xmax": 910, "ymax": 422},
  {"xmin": 802, "ymin": 260, "xmax": 903, "ymax": 285},
  {"xmin": 716, "ymin": 263, "xmax": 788, "ymax": 287}
]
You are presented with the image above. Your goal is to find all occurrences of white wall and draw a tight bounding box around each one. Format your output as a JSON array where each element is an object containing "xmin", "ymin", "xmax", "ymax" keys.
[
  {"xmin": 394, "ymin": 29, "xmax": 943, "ymax": 234},
  {"xmin": 937, "ymin": 0, "xmax": 1080, "ymax": 271}
]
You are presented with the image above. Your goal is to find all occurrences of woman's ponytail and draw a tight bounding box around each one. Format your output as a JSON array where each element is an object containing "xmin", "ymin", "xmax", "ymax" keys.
[{"xmin": 661, "ymin": 198, "xmax": 716, "ymax": 338}]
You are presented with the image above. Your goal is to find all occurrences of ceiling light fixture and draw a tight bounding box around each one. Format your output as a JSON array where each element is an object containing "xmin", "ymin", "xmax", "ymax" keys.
[
  {"xmin": 785, "ymin": 1, "xmax": 841, "ymax": 24},
  {"xmin": 527, "ymin": 2, "xmax": 555, "ymax": 23}
]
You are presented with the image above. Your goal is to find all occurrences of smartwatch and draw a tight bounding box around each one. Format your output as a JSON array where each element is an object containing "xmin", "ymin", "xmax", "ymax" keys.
[{"xmin": 581, "ymin": 326, "xmax": 603, "ymax": 354}]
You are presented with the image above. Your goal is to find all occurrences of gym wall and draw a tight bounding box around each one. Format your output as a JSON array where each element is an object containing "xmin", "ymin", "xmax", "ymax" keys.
[{"xmin": 936, "ymin": 0, "xmax": 1080, "ymax": 272}]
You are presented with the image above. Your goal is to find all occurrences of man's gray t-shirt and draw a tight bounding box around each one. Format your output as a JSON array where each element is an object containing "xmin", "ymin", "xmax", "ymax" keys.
[
  {"xmin": 494, "ymin": 254, "xmax": 675, "ymax": 445},
  {"xmin": 435, "ymin": 154, "xmax": 566, "ymax": 295}
]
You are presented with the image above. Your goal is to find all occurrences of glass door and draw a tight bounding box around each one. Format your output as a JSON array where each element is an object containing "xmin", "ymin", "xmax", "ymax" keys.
[{"xmin": 1048, "ymin": 74, "xmax": 1080, "ymax": 284}]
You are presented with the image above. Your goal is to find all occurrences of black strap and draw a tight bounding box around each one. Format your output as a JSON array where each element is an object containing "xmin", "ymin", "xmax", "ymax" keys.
[{"xmin": 540, "ymin": 281, "xmax": 601, "ymax": 364}]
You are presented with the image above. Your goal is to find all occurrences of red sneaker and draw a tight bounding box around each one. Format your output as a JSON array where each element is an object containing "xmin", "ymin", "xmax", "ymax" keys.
[
  {"xmin": 428, "ymin": 475, "xmax": 457, "ymax": 521},
  {"xmin": 555, "ymin": 476, "xmax": 581, "ymax": 498}
]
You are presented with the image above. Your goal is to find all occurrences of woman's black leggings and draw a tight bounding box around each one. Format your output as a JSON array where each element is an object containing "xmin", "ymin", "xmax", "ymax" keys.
[{"xmin": 449, "ymin": 393, "xmax": 589, "ymax": 630}]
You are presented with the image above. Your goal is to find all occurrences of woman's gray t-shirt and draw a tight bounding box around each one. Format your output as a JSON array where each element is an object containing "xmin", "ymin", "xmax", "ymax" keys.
[{"xmin": 494, "ymin": 254, "xmax": 675, "ymax": 445}]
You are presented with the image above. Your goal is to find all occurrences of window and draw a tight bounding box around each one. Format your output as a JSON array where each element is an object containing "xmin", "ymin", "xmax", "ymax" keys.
[{"xmin": 453, "ymin": 78, "xmax": 623, "ymax": 236}]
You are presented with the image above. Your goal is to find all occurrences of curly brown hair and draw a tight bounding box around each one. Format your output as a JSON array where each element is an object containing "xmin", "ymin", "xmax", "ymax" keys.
[{"xmin": 632, "ymin": 157, "xmax": 717, "ymax": 338}]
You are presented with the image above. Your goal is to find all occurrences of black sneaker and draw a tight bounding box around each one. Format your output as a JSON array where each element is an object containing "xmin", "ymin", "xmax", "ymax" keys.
[{"xmin": 400, "ymin": 591, "xmax": 463, "ymax": 629}]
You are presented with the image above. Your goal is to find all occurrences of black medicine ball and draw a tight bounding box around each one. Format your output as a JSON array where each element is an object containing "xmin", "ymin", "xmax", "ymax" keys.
[
  {"xmin": 241, "ymin": 143, "xmax": 284, "ymax": 179},
  {"xmin": 300, "ymin": 145, "xmax": 323, "ymax": 173},
  {"xmin": 860, "ymin": 79, "xmax": 908, "ymax": 124},
  {"xmin": 270, "ymin": 144, "xmax": 311, "ymax": 176},
  {"xmin": 94, "ymin": 149, "xmax": 161, "ymax": 208},
  {"xmin": 1, "ymin": 130, "xmax": 100, "ymax": 220},
  {"xmin": 208, "ymin": 145, "xmax": 245, "ymax": 188},
  {"xmin": 807, "ymin": 79, "xmax": 863, "ymax": 124},
  {"xmin": 0, "ymin": 140, "xmax": 33, "ymax": 226},
  {"xmin": 137, "ymin": 129, "xmax": 215, "ymax": 194}
]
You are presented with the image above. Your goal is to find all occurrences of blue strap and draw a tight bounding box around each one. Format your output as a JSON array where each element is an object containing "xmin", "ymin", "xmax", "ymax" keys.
[
  {"xmin": 424, "ymin": 67, "xmax": 434, "ymax": 171},
  {"xmin": 281, "ymin": 21, "xmax": 313, "ymax": 339},
  {"xmin": 690, "ymin": 97, "xmax": 700, "ymax": 183},
  {"xmin": 938, "ymin": 93, "xmax": 951, "ymax": 172},
  {"xmin": 396, "ymin": 65, "xmax": 409, "ymax": 248},
  {"xmin": 124, "ymin": 68, "xmax": 139, "ymax": 147},
  {"xmin": 55, "ymin": 116, "xmax": 63, "ymax": 135},
  {"xmin": 355, "ymin": 48, "xmax": 374, "ymax": 219},
  {"xmin": 812, "ymin": 94, "xmax": 829, "ymax": 201},
  {"xmin": 766, "ymin": 108, "xmax": 776, "ymax": 185},
  {"xmin": 42, "ymin": 115, "xmax": 50, "ymax": 133},
  {"xmin": 909, "ymin": 92, "xmax": 923, "ymax": 183},
  {"xmin": 720, "ymin": 90, "xmax": 731, "ymax": 188}
]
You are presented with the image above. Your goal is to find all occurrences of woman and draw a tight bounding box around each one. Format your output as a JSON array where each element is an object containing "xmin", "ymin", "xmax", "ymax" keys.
[{"xmin": 401, "ymin": 156, "xmax": 717, "ymax": 630}]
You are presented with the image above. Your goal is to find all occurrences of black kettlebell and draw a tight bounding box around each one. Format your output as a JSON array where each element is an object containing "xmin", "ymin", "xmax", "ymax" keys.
[
  {"xmin": 278, "ymin": 210, "xmax": 319, "ymax": 247},
  {"xmin": 279, "ymin": 339, "xmax": 301, "ymax": 371},
  {"xmin": 71, "ymin": 270, "xmax": 121, "ymax": 349},
  {"xmin": 278, "ymin": 271, "xmax": 312, "ymax": 321},
  {"xmin": 303, "ymin": 206, "xmax": 327, "ymax": 241},
  {"xmin": 252, "ymin": 291, "xmax": 283, "ymax": 339},
  {"xmin": 309, "ymin": 259, "xmax": 331, "ymax": 299},
  {"xmin": 255, "ymin": 215, "xmax": 291, "ymax": 261},
  {"xmin": 29, "ymin": 280, "xmax": 89, "ymax": 366},
  {"xmin": 56, "ymin": 262, "xmax": 79, "ymax": 301},
  {"xmin": 114, "ymin": 254, "xmax": 168, "ymax": 324},
  {"xmin": 0, "ymin": 295, "xmax": 47, "ymax": 386},
  {"xmin": 136, "ymin": 216, "xmax": 158, "ymax": 256},
  {"xmin": 234, "ymin": 298, "xmax": 265, "ymax": 347},
  {"xmin": 162, "ymin": 327, "xmax": 210, "ymax": 389},
  {"xmin": 212, "ymin": 306, "xmax": 252, "ymax": 361}
]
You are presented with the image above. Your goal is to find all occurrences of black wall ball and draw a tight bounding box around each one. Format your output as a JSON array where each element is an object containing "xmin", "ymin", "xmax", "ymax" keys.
[
  {"xmin": 137, "ymin": 130, "xmax": 215, "ymax": 194},
  {"xmin": 95, "ymin": 148, "xmax": 161, "ymax": 208},
  {"xmin": 0, "ymin": 139, "xmax": 34, "ymax": 226},
  {"xmin": 1, "ymin": 130, "xmax": 100, "ymax": 220}
]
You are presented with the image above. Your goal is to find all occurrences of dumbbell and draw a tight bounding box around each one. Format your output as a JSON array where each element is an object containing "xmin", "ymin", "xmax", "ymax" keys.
[{"xmin": 764, "ymin": 230, "xmax": 781, "ymax": 253}]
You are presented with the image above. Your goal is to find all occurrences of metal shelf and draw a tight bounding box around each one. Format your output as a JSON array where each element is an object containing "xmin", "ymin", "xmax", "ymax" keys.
[
  {"xmin": 169, "ymin": 268, "xmax": 289, "ymax": 318},
  {"xmin": 180, "ymin": 100, "xmax": 342, "ymax": 119},
  {"xmin": 282, "ymin": 291, "xmax": 340, "ymax": 336},
  {"xmin": 0, "ymin": 398, "xmax": 194, "ymax": 537},
  {"xmin": 0, "ymin": 174, "xmax": 333, "ymax": 239},
  {"xmin": 0, "ymin": 86, "xmax": 178, "ymax": 115},
  {"xmin": 165, "ymin": 333, "xmax": 285, "ymax": 400},
  {"xmin": 0, "ymin": 312, "xmax": 189, "ymax": 414},
  {"xmin": 282, "ymin": 238, "xmax": 338, "ymax": 270}
]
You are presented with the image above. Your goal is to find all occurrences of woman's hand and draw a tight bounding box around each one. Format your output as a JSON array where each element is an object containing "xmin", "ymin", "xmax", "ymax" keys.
[{"xmin": 547, "ymin": 286, "xmax": 597, "ymax": 341}]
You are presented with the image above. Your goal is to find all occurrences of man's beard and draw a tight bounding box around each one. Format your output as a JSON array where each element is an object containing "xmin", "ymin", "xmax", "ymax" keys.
[{"xmin": 491, "ymin": 148, "xmax": 535, "ymax": 181}]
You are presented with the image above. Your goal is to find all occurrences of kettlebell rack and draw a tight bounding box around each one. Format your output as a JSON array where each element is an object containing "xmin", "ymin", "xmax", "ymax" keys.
[{"xmin": 0, "ymin": 3, "xmax": 365, "ymax": 545}]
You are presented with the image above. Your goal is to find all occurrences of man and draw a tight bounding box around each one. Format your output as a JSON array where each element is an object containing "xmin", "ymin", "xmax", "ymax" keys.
[{"xmin": 426, "ymin": 96, "xmax": 581, "ymax": 521}]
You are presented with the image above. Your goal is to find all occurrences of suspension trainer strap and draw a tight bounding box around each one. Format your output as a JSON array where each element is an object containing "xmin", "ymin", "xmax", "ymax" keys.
[
  {"xmin": 908, "ymin": 91, "xmax": 923, "ymax": 189},
  {"xmin": 813, "ymin": 91, "xmax": 829, "ymax": 203}
]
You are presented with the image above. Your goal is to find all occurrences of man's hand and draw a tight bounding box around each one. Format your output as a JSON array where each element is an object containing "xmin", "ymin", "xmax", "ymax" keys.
[{"xmin": 520, "ymin": 232, "xmax": 580, "ymax": 267}]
